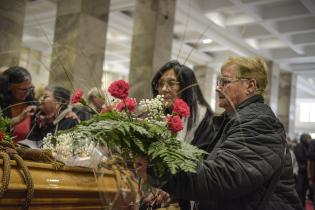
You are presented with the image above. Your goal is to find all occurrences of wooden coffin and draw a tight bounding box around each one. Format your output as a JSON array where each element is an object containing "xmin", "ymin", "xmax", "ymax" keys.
[{"xmin": 0, "ymin": 159, "xmax": 138, "ymax": 210}]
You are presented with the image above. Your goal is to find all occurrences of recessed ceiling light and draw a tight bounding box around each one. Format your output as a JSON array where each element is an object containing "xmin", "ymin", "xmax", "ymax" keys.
[{"xmin": 202, "ymin": 39, "xmax": 212, "ymax": 44}]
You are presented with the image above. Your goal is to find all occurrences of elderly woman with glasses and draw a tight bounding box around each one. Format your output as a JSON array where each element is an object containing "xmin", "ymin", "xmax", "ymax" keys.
[
  {"xmin": 0, "ymin": 66, "xmax": 37, "ymax": 142},
  {"xmin": 27, "ymin": 86, "xmax": 79, "ymax": 141},
  {"xmin": 140, "ymin": 61, "xmax": 215, "ymax": 210}
]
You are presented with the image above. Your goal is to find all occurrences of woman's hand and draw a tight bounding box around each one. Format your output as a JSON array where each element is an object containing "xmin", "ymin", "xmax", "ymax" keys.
[
  {"xmin": 65, "ymin": 111, "xmax": 80, "ymax": 123},
  {"xmin": 142, "ymin": 189, "xmax": 171, "ymax": 208},
  {"xmin": 12, "ymin": 105, "xmax": 37, "ymax": 125},
  {"xmin": 135, "ymin": 157, "xmax": 148, "ymax": 181}
]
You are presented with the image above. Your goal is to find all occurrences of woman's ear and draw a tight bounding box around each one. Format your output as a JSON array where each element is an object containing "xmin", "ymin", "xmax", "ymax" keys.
[{"xmin": 246, "ymin": 79, "xmax": 257, "ymax": 95}]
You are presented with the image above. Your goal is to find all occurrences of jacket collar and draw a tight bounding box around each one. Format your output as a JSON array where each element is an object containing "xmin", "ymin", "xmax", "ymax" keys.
[
  {"xmin": 237, "ymin": 94, "xmax": 264, "ymax": 110},
  {"xmin": 221, "ymin": 94, "xmax": 264, "ymax": 117}
]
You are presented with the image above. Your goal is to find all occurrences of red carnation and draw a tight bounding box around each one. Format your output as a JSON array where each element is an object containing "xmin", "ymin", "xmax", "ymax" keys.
[
  {"xmin": 172, "ymin": 99, "xmax": 190, "ymax": 118},
  {"xmin": 166, "ymin": 115, "xmax": 184, "ymax": 133},
  {"xmin": 116, "ymin": 97, "xmax": 137, "ymax": 112},
  {"xmin": 108, "ymin": 80, "xmax": 129, "ymax": 99},
  {"xmin": 71, "ymin": 89, "xmax": 84, "ymax": 104},
  {"xmin": 0, "ymin": 131, "xmax": 5, "ymax": 141}
]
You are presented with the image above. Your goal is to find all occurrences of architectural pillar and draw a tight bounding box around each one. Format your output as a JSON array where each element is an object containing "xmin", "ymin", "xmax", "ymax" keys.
[
  {"xmin": 264, "ymin": 61, "xmax": 280, "ymax": 113},
  {"xmin": 278, "ymin": 72, "xmax": 297, "ymax": 138},
  {"xmin": 193, "ymin": 65, "xmax": 217, "ymax": 110},
  {"xmin": 0, "ymin": 0, "xmax": 26, "ymax": 66},
  {"xmin": 129, "ymin": 0, "xmax": 176, "ymax": 99},
  {"xmin": 49, "ymin": 0, "xmax": 110, "ymax": 92}
]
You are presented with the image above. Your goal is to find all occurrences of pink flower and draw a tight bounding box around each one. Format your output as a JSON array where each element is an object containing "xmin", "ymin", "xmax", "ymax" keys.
[
  {"xmin": 172, "ymin": 99, "xmax": 190, "ymax": 118},
  {"xmin": 0, "ymin": 131, "xmax": 5, "ymax": 141},
  {"xmin": 116, "ymin": 98, "xmax": 137, "ymax": 112},
  {"xmin": 166, "ymin": 115, "xmax": 184, "ymax": 133},
  {"xmin": 108, "ymin": 80, "xmax": 129, "ymax": 99},
  {"xmin": 71, "ymin": 89, "xmax": 84, "ymax": 104}
]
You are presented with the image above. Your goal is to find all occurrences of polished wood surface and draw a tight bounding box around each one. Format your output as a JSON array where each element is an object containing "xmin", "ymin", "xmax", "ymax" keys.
[{"xmin": 0, "ymin": 160, "xmax": 138, "ymax": 210}]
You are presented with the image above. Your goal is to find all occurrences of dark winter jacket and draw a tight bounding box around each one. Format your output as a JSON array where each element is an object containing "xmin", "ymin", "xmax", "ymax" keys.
[{"xmin": 149, "ymin": 95, "xmax": 303, "ymax": 210}]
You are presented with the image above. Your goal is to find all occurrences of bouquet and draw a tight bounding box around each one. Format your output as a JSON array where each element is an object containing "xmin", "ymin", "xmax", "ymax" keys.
[{"xmin": 43, "ymin": 80, "xmax": 206, "ymax": 177}]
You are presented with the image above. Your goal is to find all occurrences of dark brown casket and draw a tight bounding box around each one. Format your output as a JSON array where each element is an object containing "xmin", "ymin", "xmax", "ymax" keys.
[{"xmin": 0, "ymin": 159, "xmax": 138, "ymax": 210}]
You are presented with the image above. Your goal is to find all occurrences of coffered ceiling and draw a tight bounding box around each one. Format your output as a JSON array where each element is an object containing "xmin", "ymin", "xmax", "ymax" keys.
[{"xmin": 23, "ymin": 0, "xmax": 315, "ymax": 99}]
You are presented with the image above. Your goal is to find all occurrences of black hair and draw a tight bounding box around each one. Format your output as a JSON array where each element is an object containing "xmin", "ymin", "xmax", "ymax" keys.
[
  {"xmin": 45, "ymin": 86, "xmax": 71, "ymax": 111},
  {"xmin": 0, "ymin": 66, "xmax": 35, "ymax": 117},
  {"xmin": 151, "ymin": 60, "xmax": 213, "ymax": 132},
  {"xmin": 300, "ymin": 133, "xmax": 311, "ymax": 144}
]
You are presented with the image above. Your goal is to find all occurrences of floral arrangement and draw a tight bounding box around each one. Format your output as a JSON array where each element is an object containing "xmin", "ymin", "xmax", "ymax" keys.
[
  {"xmin": 43, "ymin": 80, "xmax": 206, "ymax": 176},
  {"xmin": 0, "ymin": 111, "xmax": 12, "ymax": 142}
]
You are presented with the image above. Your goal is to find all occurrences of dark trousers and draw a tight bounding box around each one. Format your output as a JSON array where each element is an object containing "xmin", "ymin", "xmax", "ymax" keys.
[{"xmin": 296, "ymin": 172, "xmax": 308, "ymax": 208}]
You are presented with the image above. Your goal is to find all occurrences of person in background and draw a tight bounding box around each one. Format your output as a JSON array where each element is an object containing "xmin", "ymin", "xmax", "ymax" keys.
[
  {"xmin": 0, "ymin": 66, "xmax": 37, "ymax": 142},
  {"xmin": 28, "ymin": 86, "xmax": 79, "ymax": 141},
  {"xmin": 87, "ymin": 87, "xmax": 106, "ymax": 113},
  {"xmin": 140, "ymin": 61, "xmax": 215, "ymax": 210},
  {"xmin": 137, "ymin": 56, "xmax": 303, "ymax": 210},
  {"xmin": 305, "ymin": 136, "xmax": 315, "ymax": 209},
  {"xmin": 287, "ymin": 137, "xmax": 299, "ymax": 180},
  {"xmin": 70, "ymin": 88, "xmax": 101, "ymax": 122},
  {"xmin": 151, "ymin": 60, "xmax": 214, "ymax": 149},
  {"xmin": 294, "ymin": 133, "xmax": 313, "ymax": 207}
]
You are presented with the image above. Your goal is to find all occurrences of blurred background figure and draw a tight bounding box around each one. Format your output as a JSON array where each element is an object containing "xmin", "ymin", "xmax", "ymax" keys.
[
  {"xmin": 69, "ymin": 87, "xmax": 104, "ymax": 122},
  {"xmin": 0, "ymin": 66, "xmax": 37, "ymax": 142},
  {"xmin": 294, "ymin": 133, "xmax": 313, "ymax": 207},
  {"xmin": 87, "ymin": 87, "xmax": 106, "ymax": 113},
  {"xmin": 288, "ymin": 137, "xmax": 299, "ymax": 180},
  {"xmin": 28, "ymin": 86, "xmax": 79, "ymax": 141}
]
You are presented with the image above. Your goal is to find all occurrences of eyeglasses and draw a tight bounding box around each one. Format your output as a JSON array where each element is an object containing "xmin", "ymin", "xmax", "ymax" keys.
[
  {"xmin": 157, "ymin": 79, "xmax": 180, "ymax": 90},
  {"xmin": 15, "ymin": 86, "xmax": 34, "ymax": 94},
  {"xmin": 216, "ymin": 77, "xmax": 249, "ymax": 87}
]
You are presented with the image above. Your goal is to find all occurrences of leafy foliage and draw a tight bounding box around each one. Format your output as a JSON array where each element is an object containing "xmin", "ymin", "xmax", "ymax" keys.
[
  {"xmin": 0, "ymin": 111, "xmax": 12, "ymax": 142},
  {"xmin": 44, "ymin": 111, "xmax": 207, "ymax": 176}
]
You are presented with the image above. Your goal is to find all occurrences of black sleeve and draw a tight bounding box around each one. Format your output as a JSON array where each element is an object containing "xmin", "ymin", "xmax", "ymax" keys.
[
  {"xmin": 27, "ymin": 124, "xmax": 44, "ymax": 141},
  {"xmin": 58, "ymin": 118, "xmax": 78, "ymax": 131},
  {"xmin": 150, "ymin": 114, "xmax": 285, "ymax": 202},
  {"xmin": 306, "ymin": 141, "xmax": 315, "ymax": 161},
  {"xmin": 191, "ymin": 112, "xmax": 215, "ymax": 151}
]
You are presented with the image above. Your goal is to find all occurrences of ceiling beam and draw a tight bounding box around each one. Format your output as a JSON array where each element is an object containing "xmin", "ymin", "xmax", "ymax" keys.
[
  {"xmin": 230, "ymin": 0, "xmax": 305, "ymax": 55},
  {"xmin": 299, "ymin": 0, "xmax": 315, "ymax": 15},
  {"xmin": 176, "ymin": 0, "xmax": 270, "ymax": 58}
]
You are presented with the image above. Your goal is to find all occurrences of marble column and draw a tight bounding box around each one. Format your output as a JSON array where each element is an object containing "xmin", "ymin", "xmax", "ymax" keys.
[
  {"xmin": 264, "ymin": 61, "xmax": 280, "ymax": 113},
  {"xmin": 49, "ymin": 0, "xmax": 110, "ymax": 92},
  {"xmin": 278, "ymin": 72, "xmax": 297, "ymax": 138},
  {"xmin": 129, "ymin": 0, "xmax": 176, "ymax": 99},
  {"xmin": 193, "ymin": 65, "xmax": 217, "ymax": 111},
  {"xmin": 0, "ymin": 0, "xmax": 26, "ymax": 67}
]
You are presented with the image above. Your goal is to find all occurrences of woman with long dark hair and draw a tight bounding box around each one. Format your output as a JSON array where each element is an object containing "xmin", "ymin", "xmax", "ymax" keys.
[
  {"xmin": 151, "ymin": 60, "xmax": 214, "ymax": 149},
  {"xmin": 141, "ymin": 60, "xmax": 215, "ymax": 210},
  {"xmin": 0, "ymin": 66, "xmax": 37, "ymax": 142}
]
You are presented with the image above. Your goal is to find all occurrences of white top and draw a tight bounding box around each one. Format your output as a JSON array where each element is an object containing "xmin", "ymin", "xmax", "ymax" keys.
[{"xmin": 177, "ymin": 104, "xmax": 207, "ymax": 143}]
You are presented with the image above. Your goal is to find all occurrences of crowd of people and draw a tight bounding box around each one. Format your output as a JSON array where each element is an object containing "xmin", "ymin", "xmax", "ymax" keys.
[
  {"xmin": 290, "ymin": 133, "xmax": 315, "ymax": 210},
  {"xmin": 0, "ymin": 56, "xmax": 312, "ymax": 210}
]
